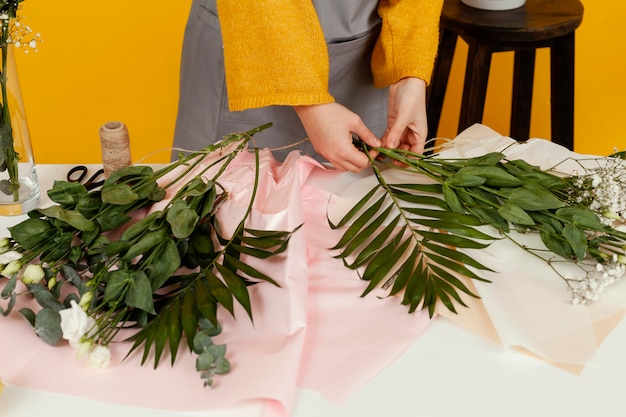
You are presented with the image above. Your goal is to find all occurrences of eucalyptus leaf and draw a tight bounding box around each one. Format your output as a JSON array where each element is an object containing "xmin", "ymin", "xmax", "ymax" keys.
[{"xmin": 34, "ymin": 308, "xmax": 62, "ymax": 346}]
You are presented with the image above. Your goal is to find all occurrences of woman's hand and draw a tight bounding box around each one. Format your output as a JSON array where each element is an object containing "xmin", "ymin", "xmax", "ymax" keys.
[
  {"xmin": 294, "ymin": 102, "xmax": 381, "ymax": 172},
  {"xmin": 382, "ymin": 77, "xmax": 428, "ymax": 155}
]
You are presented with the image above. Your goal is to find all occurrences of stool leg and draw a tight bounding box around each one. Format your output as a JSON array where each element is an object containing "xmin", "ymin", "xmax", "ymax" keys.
[
  {"xmin": 550, "ymin": 32, "xmax": 575, "ymax": 150},
  {"xmin": 458, "ymin": 39, "xmax": 492, "ymax": 134},
  {"xmin": 427, "ymin": 28, "xmax": 458, "ymax": 141},
  {"xmin": 511, "ymin": 49, "xmax": 536, "ymax": 142}
]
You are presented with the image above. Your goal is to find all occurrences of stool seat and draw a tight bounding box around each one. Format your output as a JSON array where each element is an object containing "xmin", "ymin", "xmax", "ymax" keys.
[{"xmin": 427, "ymin": 0, "xmax": 584, "ymax": 150}]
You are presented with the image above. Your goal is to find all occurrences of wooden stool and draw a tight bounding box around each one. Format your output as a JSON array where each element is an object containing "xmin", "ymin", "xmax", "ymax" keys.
[{"xmin": 427, "ymin": 0, "xmax": 584, "ymax": 149}]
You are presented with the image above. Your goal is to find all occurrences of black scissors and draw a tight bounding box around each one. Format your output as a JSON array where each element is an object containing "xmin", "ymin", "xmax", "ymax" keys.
[{"xmin": 66, "ymin": 166, "xmax": 106, "ymax": 191}]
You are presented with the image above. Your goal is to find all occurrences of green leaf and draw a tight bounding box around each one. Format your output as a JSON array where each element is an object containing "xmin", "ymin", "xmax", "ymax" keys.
[
  {"xmin": 125, "ymin": 271, "xmax": 156, "ymax": 314},
  {"xmin": 390, "ymin": 183, "xmax": 443, "ymax": 194},
  {"xmin": 8, "ymin": 218, "xmax": 54, "ymax": 249},
  {"xmin": 144, "ymin": 238, "xmax": 181, "ymax": 290},
  {"xmin": 345, "ymin": 214, "xmax": 401, "ymax": 269},
  {"xmin": 216, "ymin": 263, "xmax": 253, "ymax": 320},
  {"xmin": 446, "ymin": 173, "xmax": 486, "ymax": 187},
  {"xmin": 96, "ymin": 210, "xmax": 132, "ymax": 232},
  {"xmin": 539, "ymin": 225, "xmax": 573, "ymax": 259},
  {"xmin": 104, "ymin": 270, "xmax": 131, "ymax": 302},
  {"xmin": 122, "ymin": 228, "xmax": 170, "ymax": 261},
  {"xmin": 29, "ymin": 284, "xmax": 65, "ymax": 312},
  {"xmin": 47, "ymin": 181, "xmax": 88, "ymax": 206},
  {"xmin": 34, "ymin": 308, "xmax": 63, "ymax": 346},
  {"xmin": 442, "ymin": 184, "xmax": 464, "ymax": 213},
  {"xmin": 361, "ymin": 232, "xmax": 411, "ymax": 296},
  {"xmin": 497, "ymin": 203, "xmax": 536, "ymax": 226},
  {"xmin": 563, "ymin": 223, "xmax": 588, "ymax": 260},
  {"xmin": 331, "ymin": 193, "xmax": 387, "ymax": 249},
  {"xmin": 168, "ymin": 297, "xmax": 183, "ymax": 365},
  {"xmin": 389, "ymin": 246, "xmax": 420, "ymax": 296},
  {"xmin": 457, "ymin": 165, "xmax": 523, "ymax": 187},
  {"xmin": 417, "ymin": 230, "xmax": 490, "ymax": 249},
  {"xmin": 463, "ymin": 152, "xmax": 506, "ymax": 166},
  {"xmin": 0, "ymin": 292, "xmax": 15, "ymax": 316},
  {"xmin": 1, "ymin": 274, "xmax": 17, "ymax": 298},
  {"xmin": 206, "ymin": 271, "xmax": 234, "ymax": 316},
  {"xmin": 421, "ymin": 240, "xmax": 493, "ymax": 272},
  {"xmin": 167, "ymin": 200, "xmax": 199, "ymax": 239},
  {"xmin": 120, "ymin": 211, "xmax": 164, "ymax": 241},
  {"xmin": 101, "ymin": 183, "xmax": 139, "ymax": 205},
  {"xmin": 504, "ymin": 187, "xmax": 566, "ymax": 211},
  {"xmin": 223, "ymin": 253, "xmax": 280, "ymax": 286},
  {"xmin": 195, "ymin": 280, "xmax": 218, "ymax": 325},
  {"xmin": 336, "ymin": 203, "xmax": 395, "ymax": 259},
  {"xmin": 19, "ymin": 307, "xmax": 36, "ymax": 327},
  {"xmin": 390, "ymin": 188, "xmax": 449, "ymax": 209},
  {"xmin": 329, "ymin": 185, "xmax": 380, "ymax": 229},
  {"xmin": 104, "ymin": 165, "xmax": 154, "ymax": 185},
  {"xmin": 404, "ymin": 207, "xmax": 484, "ymax": 225},
  {"xmin": 76, "ymin": 193, "xmax": 103, "ymax": 219},
  {"xmin": 152, "ymin": 309, "xmax": 170, "ymax": 368},
  {"xmin": 181, "ymin": 290, "xmax": 198, "ymax": 351}
]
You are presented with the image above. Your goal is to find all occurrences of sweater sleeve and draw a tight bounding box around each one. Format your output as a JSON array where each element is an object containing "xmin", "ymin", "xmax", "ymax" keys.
[
  {"xmin": 372, "ymin": 0, "xmax": 444, "ymax": 87},
  {"xmin": 216, "ymin": 0, "xmax": 335, "ymax": 111}
]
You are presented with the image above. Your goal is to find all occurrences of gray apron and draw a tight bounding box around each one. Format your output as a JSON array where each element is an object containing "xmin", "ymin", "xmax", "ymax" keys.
[{"xmin": 173, "ymin": 0, "xmax": 387, "ymax": 162}]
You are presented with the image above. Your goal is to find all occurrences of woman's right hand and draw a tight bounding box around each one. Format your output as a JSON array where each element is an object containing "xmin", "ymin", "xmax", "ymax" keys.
[{"xmin": 294, "ymin": 102, "xmax": 381, "ymax": 172}]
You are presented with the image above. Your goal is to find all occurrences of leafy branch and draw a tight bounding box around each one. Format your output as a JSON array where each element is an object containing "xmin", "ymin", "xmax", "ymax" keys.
[{"xmin": 331, "ymin": 142, "xmax": 626, "ymax": 315}]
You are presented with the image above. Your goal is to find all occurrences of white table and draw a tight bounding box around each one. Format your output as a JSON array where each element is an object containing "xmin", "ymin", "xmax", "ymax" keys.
[{"xmin": 1, "ymin": 162, "xmax": 625, "ymax": 417}]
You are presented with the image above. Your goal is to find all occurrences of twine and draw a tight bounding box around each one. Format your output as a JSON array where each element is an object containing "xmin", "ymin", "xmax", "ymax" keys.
[{"xmin": 99, "ymin": 121, "xmax": 132, "ymax": 177}]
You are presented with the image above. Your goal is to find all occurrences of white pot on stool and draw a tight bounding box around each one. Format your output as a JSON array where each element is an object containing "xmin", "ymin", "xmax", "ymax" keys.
[{"xmin": 461, "ymin": 0, "xmax": 526, "ymax": 11}]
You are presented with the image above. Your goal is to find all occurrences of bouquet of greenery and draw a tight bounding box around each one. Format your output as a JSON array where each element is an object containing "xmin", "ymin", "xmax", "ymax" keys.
[
  {"xmin": 0, "ymin": 0, "xmax": 40, "ymax": 201},
  {"xmin": 0, "ymin": 125, "xmax": 300, "ymax": 387},
  {"xmin": 332, "ymin": 140, "xmax": 626, "ymax": 315}
]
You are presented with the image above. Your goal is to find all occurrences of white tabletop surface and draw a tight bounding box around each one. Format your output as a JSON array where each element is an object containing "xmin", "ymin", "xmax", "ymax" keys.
[{"xmin": 1, "ymin": 164, "xmax": 626, "ymax": 417}]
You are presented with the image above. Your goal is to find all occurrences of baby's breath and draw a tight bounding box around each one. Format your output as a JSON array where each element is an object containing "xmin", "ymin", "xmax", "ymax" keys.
[{"xmin": 568, "ymin": 156, "xmax": 626, "ymax": 227}]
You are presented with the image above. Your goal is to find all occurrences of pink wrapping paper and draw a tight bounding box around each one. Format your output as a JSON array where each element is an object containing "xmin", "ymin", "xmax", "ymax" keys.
[{"xmin": 0, "ymin": 147, "xmax": 432, "ymax": 416}]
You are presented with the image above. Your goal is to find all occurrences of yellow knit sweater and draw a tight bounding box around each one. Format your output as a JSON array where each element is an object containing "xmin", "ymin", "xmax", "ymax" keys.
[{"xmin": 217, "ymin": 0, "xmax": 443, "ymax": 111}]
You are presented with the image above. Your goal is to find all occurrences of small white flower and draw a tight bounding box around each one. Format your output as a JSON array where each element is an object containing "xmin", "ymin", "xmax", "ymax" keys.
[
  {"xmin": 0, "ymin": 237, "xmax": 10, "ymax": 254},
  {"xmin": 77, "ymin": 340, "xmax": 93, "ymax": 358},
  {"xmin": 28, "ymin": 40, "xmax": 36, "ymax": 48},
  {"xmin": 87, "ymin": 345, "xmax": 111, "ymax": 369},
  {"xmin": 79, "ymin": 291, "xmax": 94, "ymax": 310},
  {"xmin": 59, "ymin": 300, "xmax": 97, "ymax": 348},
  {"xmin": 1, "ymin": 260, "xmax": 22, "ymax": 277},
  {"xmin": 0, "ymin": 250, "xmax": 22, "ymax": 265},
  {"xmin": 21, "ymin": 264, "xmax": 45, "ymax": 284}
]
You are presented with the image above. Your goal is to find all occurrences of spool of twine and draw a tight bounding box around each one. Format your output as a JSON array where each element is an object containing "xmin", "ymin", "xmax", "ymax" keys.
[{"xmin": 99, "ymin": 121, "xmax": 132, "ymax": 177}]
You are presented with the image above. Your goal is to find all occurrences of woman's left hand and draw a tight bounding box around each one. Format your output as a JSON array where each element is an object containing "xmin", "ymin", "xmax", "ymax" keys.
[{"xmin": 382, "ymin": 77, "xmax": 428, "ymax": 155}]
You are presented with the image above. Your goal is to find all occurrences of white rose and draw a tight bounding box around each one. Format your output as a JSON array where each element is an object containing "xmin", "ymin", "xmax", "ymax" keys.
[
  {"xmin": 87, "ymin": 345, "xmax": 111, "ymax": 369},
  {"xmin": 21, "ymin": 264, "xmax": 45, "ymax": 285},
  {"xmin": 59, "ymin": 300, "xmax": 97, "ymax": 348},
  {"xmin": 1, "ymin": 260, "xmax": 22, "ymax": 278},
  {"xmin": 0, "ymin": 250, "xmax": 21, "ymax": 264}
]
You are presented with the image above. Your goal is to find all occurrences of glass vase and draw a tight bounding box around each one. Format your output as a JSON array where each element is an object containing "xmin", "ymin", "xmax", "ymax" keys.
[{"xmin": 0, "ymin": 46, "xmax": 39, "ymax": 216}]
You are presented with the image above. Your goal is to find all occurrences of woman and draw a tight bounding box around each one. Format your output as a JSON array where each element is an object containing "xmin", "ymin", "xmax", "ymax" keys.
[{"xmin": 173, "ymin": 0, "xmax": 443, "ymax": 172}]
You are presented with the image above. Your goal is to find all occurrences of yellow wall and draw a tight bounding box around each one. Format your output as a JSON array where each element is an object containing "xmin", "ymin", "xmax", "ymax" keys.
[
  {"xmin": 13, "ymin": 1, "xmax": 626, "ymax": 164},
  {"xmin": 15, "ymin": 0, "xmax": 192, "ymax": 164}
]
